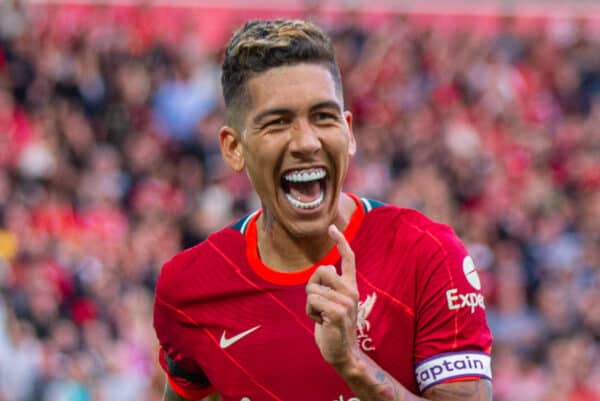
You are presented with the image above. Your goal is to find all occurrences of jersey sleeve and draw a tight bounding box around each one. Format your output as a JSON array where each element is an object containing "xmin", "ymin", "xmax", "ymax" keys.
[
  {"xmin": 153, "ymin": 258, "xmax": 216, "ymax": 400},
  {"xmin": 412, "ymin": 224, "xmax": 493, "ymax": 393}
]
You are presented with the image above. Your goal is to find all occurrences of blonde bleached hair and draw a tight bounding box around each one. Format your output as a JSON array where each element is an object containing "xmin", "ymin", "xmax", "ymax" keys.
[{"xmin": 221, "ymin": 19, "xmax": 342, "ymax": 129}]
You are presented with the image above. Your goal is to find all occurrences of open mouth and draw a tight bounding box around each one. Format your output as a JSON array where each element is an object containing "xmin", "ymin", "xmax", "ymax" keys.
[{"xmin": 280, "ymin": 167, "xmax": 327, "ymax": 210}]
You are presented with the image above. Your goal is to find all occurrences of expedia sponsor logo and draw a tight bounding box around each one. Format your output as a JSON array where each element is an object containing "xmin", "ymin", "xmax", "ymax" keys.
[
  {"xmin": 414, "ymin": 352, "xmax": 492, "ymax": 392},
  {"xmin": 446, "ymin": 288, "xmax": 485, "ymax": 313}
]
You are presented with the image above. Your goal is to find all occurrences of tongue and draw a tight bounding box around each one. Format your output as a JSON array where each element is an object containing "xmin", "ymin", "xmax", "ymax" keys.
[{"xmin": 289, "ymin": 181, "xmax": 321, "ymax": 203}]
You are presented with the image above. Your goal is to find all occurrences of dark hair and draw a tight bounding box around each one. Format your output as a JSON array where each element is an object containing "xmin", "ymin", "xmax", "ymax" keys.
[{"xmin": 221, "ymin": 19, "xmax": 342, "ymax": 128}]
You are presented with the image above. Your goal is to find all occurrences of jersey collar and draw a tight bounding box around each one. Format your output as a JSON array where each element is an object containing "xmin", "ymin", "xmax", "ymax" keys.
[{"xmin": 245, "ymin": 193, "xmax": 365, "ymax": 286}]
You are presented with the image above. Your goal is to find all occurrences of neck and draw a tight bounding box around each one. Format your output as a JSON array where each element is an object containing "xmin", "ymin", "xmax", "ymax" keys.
[{"xmin": 256, "ymin": 193, "xmax": 356, "ymax": 272}]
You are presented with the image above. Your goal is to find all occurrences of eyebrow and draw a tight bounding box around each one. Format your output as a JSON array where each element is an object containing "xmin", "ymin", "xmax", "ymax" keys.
[
  {"xmin": 309, "ymin": 101, "xmax": 343, "ymax": 113},
  {"xmin": 253, "ymin": 108, "xmax": 291, "ymax": 125},
  {"xmin": 252, "ymin": 100, "xmax": 343, "ymax": 125}
]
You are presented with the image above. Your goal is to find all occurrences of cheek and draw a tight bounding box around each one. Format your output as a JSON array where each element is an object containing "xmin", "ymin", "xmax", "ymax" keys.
[
  {"xmin": 245, "ymin": 145, "xmax": 280, "ymax": 189},
  {"xmin": 331, "ymin": 136, "xmax": 353, "ymax": 163},
  {"xmin": 335, "ymin": 138, "xmax": 354, "ymax": 179},
  {"xmin": 247, "ymin": 136, "xmax": 284, "ymax": 163},
  {"xmin": 247, "ymin": 164, "xmax": 272, "ymax": 190}
]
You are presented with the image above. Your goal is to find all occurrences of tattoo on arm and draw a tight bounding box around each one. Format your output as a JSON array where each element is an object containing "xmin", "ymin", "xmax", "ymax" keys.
[
  {"xmin": 370, "ymin": 370, "xmax": 403, "ymax": 401},
  {"xmin": 345, "ymin": 352, "xmax": 425, "ymax": 401},
  {"xmin": 351, "ymin": 356, "xmax": 492, "ymax": 401}
]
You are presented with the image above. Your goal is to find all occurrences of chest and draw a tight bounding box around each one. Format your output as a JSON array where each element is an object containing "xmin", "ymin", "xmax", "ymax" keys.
[{"xmin": 187, "ymin": 267, "xmax": 418, "ymax": 401}]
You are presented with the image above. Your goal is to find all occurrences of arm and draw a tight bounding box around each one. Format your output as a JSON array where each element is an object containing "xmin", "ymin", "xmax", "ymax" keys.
[
  {"xmin": 306, "ymin": 225, "xmax": 492, "ymax": 401},
  {"xmin": 337, "ymin": 349, "xmax": 491, "ymax": 401},
  {"xmin": 154, "ymin": 260, "xmax": 218, "ymax": 401},
  {"xmin": 163, "ymin": 381, "xmax": 220, "ymax": 401}
]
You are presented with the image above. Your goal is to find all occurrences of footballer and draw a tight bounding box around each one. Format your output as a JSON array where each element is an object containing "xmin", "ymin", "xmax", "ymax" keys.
[{"xmin": 153, "ymin": 19, "xmax": 493, "ymax": 401}]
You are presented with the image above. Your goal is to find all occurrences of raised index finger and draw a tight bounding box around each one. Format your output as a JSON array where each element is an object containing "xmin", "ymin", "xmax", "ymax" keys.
[{"xmin": 328, "ymin": 224, "xmax": 356, "ymax": 284}]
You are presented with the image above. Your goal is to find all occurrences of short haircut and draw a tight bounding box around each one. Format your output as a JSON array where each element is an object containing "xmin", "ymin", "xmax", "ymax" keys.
[{"xmin": 221, "ymin": 19, "xmax": 342, "ymax": 129}]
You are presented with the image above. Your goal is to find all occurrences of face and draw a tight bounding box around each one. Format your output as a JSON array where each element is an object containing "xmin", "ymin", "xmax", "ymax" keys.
[{"xmin": 220, "ymin": 63, "xmax": 356, "ymax": 238}]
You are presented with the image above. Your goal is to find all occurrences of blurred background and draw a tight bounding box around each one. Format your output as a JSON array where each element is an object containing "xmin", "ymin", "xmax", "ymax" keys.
[{"xmin": 0, "ymin": 0, "xmax": 599, "ymax": 400}]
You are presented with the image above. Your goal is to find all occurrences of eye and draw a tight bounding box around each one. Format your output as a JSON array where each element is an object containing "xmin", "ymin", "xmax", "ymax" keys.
[
  {"xmin": 313, "ymin": 112, "xmax": 338, "ymax": 123},
  {"xmin": 264, "ymin": 117, "xmax": 288, "ymax": 129}
]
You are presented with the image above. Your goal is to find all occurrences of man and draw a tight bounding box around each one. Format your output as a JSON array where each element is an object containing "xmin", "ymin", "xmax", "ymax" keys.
[{"xmin": 153, "ymin": 19, "xmax": 492, "ymax": 401}]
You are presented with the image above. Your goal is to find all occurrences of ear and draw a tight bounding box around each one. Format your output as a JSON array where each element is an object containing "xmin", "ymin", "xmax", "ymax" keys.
[
  {"xmin": 344, "ymin": 111, "xmax": 357, "ymax": 157},
  {"xmin": 219, "ymin": 126, "xmax": 245, "ymax": 172}
]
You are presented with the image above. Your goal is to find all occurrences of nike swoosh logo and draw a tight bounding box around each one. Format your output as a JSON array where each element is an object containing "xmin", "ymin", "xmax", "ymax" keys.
[{"xmin": 220, "ymin": 325, "xmax": 261, "ymax": 349}]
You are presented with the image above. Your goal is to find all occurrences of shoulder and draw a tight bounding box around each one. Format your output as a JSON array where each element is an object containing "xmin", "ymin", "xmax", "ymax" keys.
[
  {"xmin": 361, "ymin": 197, "xmax": 463, "ymax": 252},
  {"xmin": 359, "ymin": 198, "xmax": 474, "ymax": 289},
  {"xmin": 394, "ymin": 207, "xmax": 471, "ymax": 280},
  {"xmin": 155, "ymin": 218, "xmax": 250, "ymax": 302}
]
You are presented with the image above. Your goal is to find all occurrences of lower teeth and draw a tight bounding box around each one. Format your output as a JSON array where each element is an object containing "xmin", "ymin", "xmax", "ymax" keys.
[{"xmin": 286, "ymin": 191, "xmax": 324, "ymax": 209}]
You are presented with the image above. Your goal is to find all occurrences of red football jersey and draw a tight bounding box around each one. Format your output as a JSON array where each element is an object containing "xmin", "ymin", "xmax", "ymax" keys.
[{"xmin": 153, "ymin": 193, "xmax": 492, "ymax": 401}]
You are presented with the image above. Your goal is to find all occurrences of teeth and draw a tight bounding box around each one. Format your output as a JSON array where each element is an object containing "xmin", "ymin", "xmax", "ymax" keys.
[
  {"xmin": 284, "ymin": 168, "xmax": 326, "ymax": 183},
  {"xmin": 285, "ymin": 190, "xmax": 325, "ymax": 209}
]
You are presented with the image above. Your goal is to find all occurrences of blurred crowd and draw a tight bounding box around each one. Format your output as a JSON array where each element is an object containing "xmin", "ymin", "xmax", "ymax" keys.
[{"xmin": 0, "ymin": 1, "xmax": 599, "ymax": 400}]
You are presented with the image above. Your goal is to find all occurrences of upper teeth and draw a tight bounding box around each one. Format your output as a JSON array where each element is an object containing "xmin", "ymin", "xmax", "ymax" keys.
[{"xmin": 284, "ymin": 168, "xmax": 326, "ymax": 183}]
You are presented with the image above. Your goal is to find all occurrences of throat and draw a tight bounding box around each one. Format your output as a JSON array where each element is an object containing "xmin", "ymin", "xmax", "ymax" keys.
[{"xmin": 257, "ymin": 217, "xmax": 332, "ymax": 272}]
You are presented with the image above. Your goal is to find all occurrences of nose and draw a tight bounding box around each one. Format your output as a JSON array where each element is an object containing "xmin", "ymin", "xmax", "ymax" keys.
[{"xmin": 289, "ymin": 119, "xmax": 321, "ymax": 158}]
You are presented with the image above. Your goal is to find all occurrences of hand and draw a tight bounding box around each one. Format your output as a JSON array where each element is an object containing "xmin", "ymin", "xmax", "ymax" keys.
[{"xmin": 306, "ymin": 224, "xmax": 361, "ymax": 369}]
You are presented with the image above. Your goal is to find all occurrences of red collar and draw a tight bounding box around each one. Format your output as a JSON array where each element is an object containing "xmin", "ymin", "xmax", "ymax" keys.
[{"xmin": 245, "ymin": 193, "xmax": 365, "ymax": 285}]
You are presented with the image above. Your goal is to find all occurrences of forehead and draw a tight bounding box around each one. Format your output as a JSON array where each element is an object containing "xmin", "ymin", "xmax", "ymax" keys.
[{"xmin": 244, "ymin": 63, "xmax": 342, "ymax": 116}]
